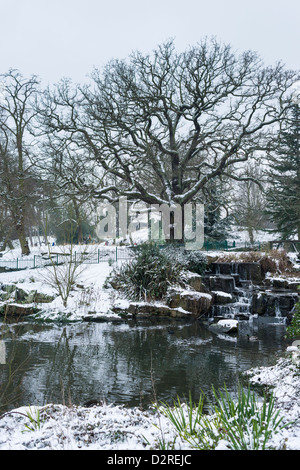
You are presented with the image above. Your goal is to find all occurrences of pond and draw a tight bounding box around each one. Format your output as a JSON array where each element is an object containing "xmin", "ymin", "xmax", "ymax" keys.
[{"xmin": 0, "ymin": 316, "xmax": 289, "ymax": 413}]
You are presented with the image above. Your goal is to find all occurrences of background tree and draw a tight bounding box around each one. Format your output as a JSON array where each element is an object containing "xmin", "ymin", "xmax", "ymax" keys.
[
  {"xmin": 265, "ymin": 103, "xmax": 300, "ymax": 240},
  {"xmin": 201, "ymin": 178, "xmax": 232, "ymax": 242},
  {"xmin": 0, "ymin": 70, "xmax": 40, "ymax": 255},
  {"xmin": 231, "ymin": 161, "xmax": 268, "ymax": 243}
]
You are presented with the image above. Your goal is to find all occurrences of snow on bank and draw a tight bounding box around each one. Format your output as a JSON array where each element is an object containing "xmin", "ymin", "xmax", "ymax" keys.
[
  {"xmin": 0, "ymin": 402, "xmax": 171, "ymax": 450},
  {"xmin": 0, "ymin": 260, "xmax": 130, "ymax": 322},
  {"xmin": 245, "ymin": 348, "xmax": 300, "ymax": 450}
]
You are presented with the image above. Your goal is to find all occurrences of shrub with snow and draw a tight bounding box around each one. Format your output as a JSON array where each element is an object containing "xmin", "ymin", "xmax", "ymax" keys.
[{"xmin": 105, "ymin": 243, "xmax": 183, "ymax": 301}]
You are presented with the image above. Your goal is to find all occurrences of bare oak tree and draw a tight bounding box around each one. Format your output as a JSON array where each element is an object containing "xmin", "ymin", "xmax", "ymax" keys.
[{"xmin": 39, "ymin": 39, "xmax": 299, "ymax": 241}]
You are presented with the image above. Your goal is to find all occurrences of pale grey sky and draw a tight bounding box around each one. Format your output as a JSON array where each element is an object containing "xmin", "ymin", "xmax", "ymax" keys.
[{"xmin": 1, "ymin": 0, "xmax": 299, "ymax": 85}]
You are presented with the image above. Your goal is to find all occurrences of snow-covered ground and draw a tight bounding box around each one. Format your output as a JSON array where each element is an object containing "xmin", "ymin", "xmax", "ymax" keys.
[
  {"xmin": 245, "ymin": 346, "xmax": 300, "ymax": 450},
  {"xmin": 0, "ymin": 241, "xmax": 133, "ymax": 322},
  {"xmin": 0, "ymin": 260, "xmax": 130, "ymax": 322}
]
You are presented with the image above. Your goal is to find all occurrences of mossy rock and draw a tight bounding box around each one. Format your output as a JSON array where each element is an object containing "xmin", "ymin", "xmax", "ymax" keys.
[{"xmin": 0, "ymin": 303, "xmax": 40, "ymax": 317}]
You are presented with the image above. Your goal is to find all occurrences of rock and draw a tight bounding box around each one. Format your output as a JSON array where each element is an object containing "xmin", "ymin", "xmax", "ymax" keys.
[
  {"xmin": 208, "ymin": 262, "xmax": 263, "ymax": 284},
  {"xmin": 0, "ymin": 303, "xmax": 40, "ymax": 317},
  {"xmin": 217, "ymin": 319, "xmax": 239, "ymax": 332},
  {"xmin": 183, "ymin": 272, "xmax": 208, "ymax": 292},
  {"xmin": 203, "ymin": 275, "xmax": 236, "ymax": 294},
  {"xmin": 271, "ymin": 278, "xmax": 289, "ymax": 289},
  {"xmin": 236, "ymin": 263, "xmax": 263, "ymax": 284},
  {"xmin": 83, "ymin": 314, "xmax": 126, "ymax": 323},
  {"xmin": 209, "ymin": 262, "xmax": 233, "ymax": 275},
  {"xmin": 287, "ymin": 282, "xmax": 300, "ymax": 292},
  {"xmin": 14, "ymin": 287, "xmax": 29, "ymax": 302},
  {"xmin": 128, "ymin": 302, "xmax": 172, "ymax": 317},
  {"xmin": 1, "ymin": 284, "xmax": 17, "ymax": 300},
  {"xmin": 167, "ymin": 289, "xmax": 212, "ymax": 317},
  {"xmin": 1, "ymin": 286, "xmax": 54, "ymax": 304},
  {"xmin": 209, "ymin": 319, "xmax": 239, "ymax": 335},
  {"xmin": 211, "ymin": 291, "xmax": 233, "ymax": 304}
]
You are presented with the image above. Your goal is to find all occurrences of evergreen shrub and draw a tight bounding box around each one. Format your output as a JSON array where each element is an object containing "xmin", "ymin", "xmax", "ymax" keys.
[
  {"xmin": 106, "ymin": 243, "xmax": 207, "ymax": 301},
  {"xmin": 106, "ymin": 243, "xmax": 183, "ymax": 301}
]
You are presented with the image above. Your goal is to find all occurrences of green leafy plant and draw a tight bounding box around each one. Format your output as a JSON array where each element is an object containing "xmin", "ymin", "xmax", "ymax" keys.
[
  {"xmin": 157, "ymin": 392, "xmax": 217, "ymax": 450},
  {"xmin": 163, "ymin": 245, "xmax": 207, "ymax": 275},
  {"xmin": 155, "ymin": 385, "xmax": 291, "ymax": 450},
  {"xmin": 23, "ymin": 406, "xmax": 43, "ymax": 432},
  {"xmin": 106, "ymin": 242, "xmax": 208, "ymax": 301},
  {"xmin": 286, "ymin": 294, "xmax": 300, "ymax": 339},
  {"xmin": 106, "ymin": 243, "xmax": 183, "ymax": 301},
  {"xmin": 211, "ymin": 385, "xmax": 290, "ymax": 450}
]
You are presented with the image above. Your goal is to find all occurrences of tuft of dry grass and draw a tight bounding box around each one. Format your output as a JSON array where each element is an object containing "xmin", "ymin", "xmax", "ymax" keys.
[{"xmin": 215, "ymin": 249, "xmax": 297, "ymax": 276}]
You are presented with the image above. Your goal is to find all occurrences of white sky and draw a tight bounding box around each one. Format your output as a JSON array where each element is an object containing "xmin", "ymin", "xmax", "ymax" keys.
[{"xmin": 1, "ymin": 0, "xmax": 299, "ymax": 86}]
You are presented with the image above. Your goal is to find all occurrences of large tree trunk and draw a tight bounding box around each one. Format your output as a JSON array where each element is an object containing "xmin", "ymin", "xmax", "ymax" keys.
[
  {"xmin": 15, "ymin": 214, "xmax": 30, "ymax": 256},
  {"xmin": 163, "ymin": 204, "xmax": 185, "ymax": 245}
]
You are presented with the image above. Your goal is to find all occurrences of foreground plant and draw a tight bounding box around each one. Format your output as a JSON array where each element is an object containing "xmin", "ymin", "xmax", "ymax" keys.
[
  {"xmin": 157, "ymin": 392, "xmax": 218, "ymax": 450},
  {"xmin": 211, "ymin": 385, "xmax": 291, "ymax": 450},
  {"xmin": 23, "ymin": 406, "xmax": 43, "ymax": 432},
  {"xmin": 156, "ymin": 385, "xmax": 292, "ymax": 450}
]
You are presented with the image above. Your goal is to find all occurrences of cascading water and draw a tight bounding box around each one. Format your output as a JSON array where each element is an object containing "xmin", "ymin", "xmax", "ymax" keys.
[
  {"xmin": 206, "ymin": 263, "xmax": 255, "ymax": 320},
  {"xmin": 211, "ymin": 282, "xmax": 254, "ymax": 319},
  {"xmin": 274, "ymin": 297, "xmax": 287, "ymax": 324},
  {"xmin": 205, "ymin": 261, "xmax": 298, "ymax": 322}
]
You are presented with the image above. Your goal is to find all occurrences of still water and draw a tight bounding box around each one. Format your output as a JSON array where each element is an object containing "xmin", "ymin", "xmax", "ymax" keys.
[{"xmin": 0, "ymin": 317, "xmax": 289, "ymax": 412}]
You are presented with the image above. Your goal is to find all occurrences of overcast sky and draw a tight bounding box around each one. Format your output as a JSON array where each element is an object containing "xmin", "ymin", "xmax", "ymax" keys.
[{"xmin": 1, "ymin": 0, "xmax": 299, "ymax": 86}]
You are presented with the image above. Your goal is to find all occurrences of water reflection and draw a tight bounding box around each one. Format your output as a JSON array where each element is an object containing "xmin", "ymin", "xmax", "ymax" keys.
[{"xmin": 0, "ymin": 318, "xmax": 289, "ymax": 412}]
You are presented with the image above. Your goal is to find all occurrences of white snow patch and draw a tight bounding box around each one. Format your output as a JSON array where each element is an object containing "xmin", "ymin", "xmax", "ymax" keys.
[{"xmin": 217, "ymin": 319, "xmax": 238, "ymax": 329}]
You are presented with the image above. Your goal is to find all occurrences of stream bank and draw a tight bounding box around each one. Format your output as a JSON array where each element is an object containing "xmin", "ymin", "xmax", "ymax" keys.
[{"xmin": 0, "ymin": 257, "xmax": 299, "ymax": 326}]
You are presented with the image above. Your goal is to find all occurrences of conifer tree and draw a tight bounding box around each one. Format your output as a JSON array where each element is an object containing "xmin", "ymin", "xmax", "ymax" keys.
[{"xmin": 266, "ymin": 103, "xmax": 300, "ymax": 240}]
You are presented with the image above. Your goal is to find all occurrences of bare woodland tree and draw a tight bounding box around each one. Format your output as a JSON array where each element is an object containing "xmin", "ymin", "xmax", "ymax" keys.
[
  {"xmin": 231, "ymin": 161, "xmax": 267, "ymax": 243},
  {"xmin": 38, "ymin": 39, "xmax": 299, "ymax": 241}
]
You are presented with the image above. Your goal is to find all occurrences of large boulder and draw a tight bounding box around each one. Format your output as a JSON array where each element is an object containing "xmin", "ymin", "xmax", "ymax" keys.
[
  {"xmin": 208, "ymin": 262, "xmax": 263, "ymax": 284},
  {"xmin": 167, "ymin": 288, "xmax": 212, "ymax": 317},
  {"xmin": 26, "ymin": 290, "xmax": 55, "ymax": 303},
  {"xmin": 127, "ymin": 302, "xmax": 192, "ymax": 319},
  {"xmin": 182, "ymin": 272, "xmax": 209, "ymax": 293},
  {"xmin": 202, "ymin": 275, "xmax": 236, "ymax": 294},
  {"xmin": 0, "ymin": 303, "xmax": 40, "ymax": 317},
  {"xmin": 252, "ymin": 290, "xmax": 299, "ymax": 321},
  {"xmin": 209, "ymin": 319, "xmax": 239, "ymax": 335}
]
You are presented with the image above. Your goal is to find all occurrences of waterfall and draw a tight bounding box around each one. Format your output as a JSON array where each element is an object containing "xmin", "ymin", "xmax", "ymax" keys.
[
  {"xmin": 274, "ymin": 298, "xmax": 287, "ymax": 324},
  {"xmin": 275, "ymin": 298, "xmax": 281, "ymax": 318},
  {"xmin": 211, "ymin": 285, "xmax": 253, "ymax": 320},
  {"xmin": 206, "ymin": 261, "xmax": 296, "ymax": 322}
]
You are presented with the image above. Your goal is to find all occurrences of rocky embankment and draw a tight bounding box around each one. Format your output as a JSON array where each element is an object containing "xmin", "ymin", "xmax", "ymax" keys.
[
  {"xmin": 0, "ymin": 283, "xmax": 55, "ymax": 318},
  {"xmin": 0, "ymin": 257, "xmax": 299, "ymax": 323}
]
